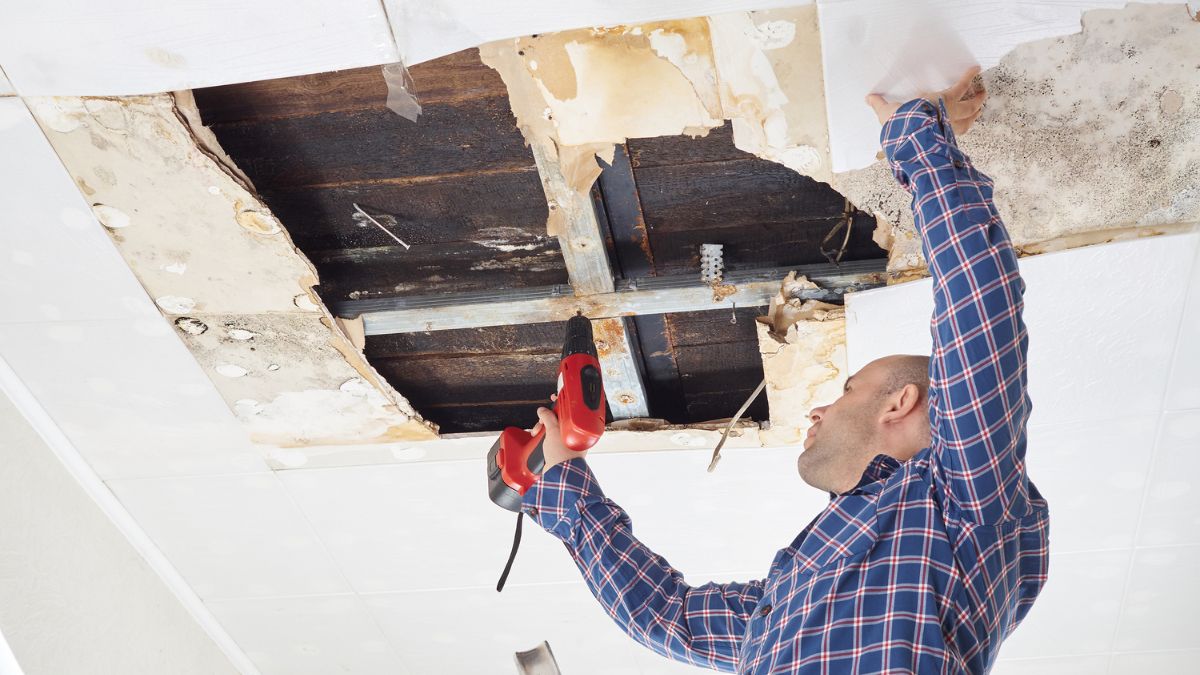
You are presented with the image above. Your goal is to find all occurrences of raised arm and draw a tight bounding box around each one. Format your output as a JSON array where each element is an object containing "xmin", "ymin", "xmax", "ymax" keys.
[
  {"xmin": 873, "ymin": 70, "xmax": 1032, "ymax": 525},
  {"xmin": 524, "ymin": 459, "xmax": 764, "ymax": 672}
]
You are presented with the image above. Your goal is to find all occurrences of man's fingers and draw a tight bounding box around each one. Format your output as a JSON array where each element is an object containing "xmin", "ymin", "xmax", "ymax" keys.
[
  {"xmin": 536, "ymin": 406, "xmax": 558, "ymax": 429},
  {"xmin": 949, "ymin": 66, "xmax": 982, "ymax": 98},
  {"xmin": 952, "ymin": 90, "xmax": 986, "ymax": 120},
  {"xmin": 954, "ymin": 108, "xmax": 983, "ymax": 135}
]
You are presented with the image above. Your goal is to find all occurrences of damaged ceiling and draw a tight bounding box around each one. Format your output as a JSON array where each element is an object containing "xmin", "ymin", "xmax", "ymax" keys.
[
  {"xmin": 191, "ymin": 44, "xmax": 884, "ymax": 433},
  {"xmin": 9, "ymin": 3, "xmax": 1196, "ymax": 448}
]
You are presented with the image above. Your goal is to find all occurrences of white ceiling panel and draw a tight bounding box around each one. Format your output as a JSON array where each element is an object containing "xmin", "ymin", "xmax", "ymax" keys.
[
  {"xmin": 1110, "ymin": 649, "xmax": 1200, "ymax": 674},
  {"xmin": 1114, "ymin": 544, "xmax": 1200, "ymax": 652},
  {"xmin": 1164, "ymin": 242, "xmax": 1200, "ymax": 411},
  {"xmin": 363, "ymin": 583, "xmax": 645, "ymax": 675},
  {"xmin": 107, "ymin": 473, "xmax": 349, "ymax": 600},
  {"xmin": 1138, "ymin": 411, "xmax": 1200, "ymax": 548},
  {"xmin": 205, "ymin": 594, "xmax": 411, "ymax": 675},
  {"xmin": 0, "ymin": 98, "xmax": 156, "ymax": 324},
  {"xmin": 279, "ymin": 460, "xmax": 583, "ymax": 593},
  {"xmin": 0, "ymin": 319, "xmax": 265, "ymax": 479},
  {"xmin": 0, "ymin": 0, "xmax": 398, "ymax": 96},
  {"xmin": 999, "ymin": 550, "xmax": 1130, "ymax": 659},
  {"xmin": 0, "ymin": 66, "xmax": 13, "ymax": 95},
  {"xmin": 990, "ymin": 655, "xmax": 1110, "ymax": 675},
  {"xmin": 1024, "ymin": 416, "xmax": 1158, "ymax": 554},
  {"xmin": 586, "ymin": 447, "xmax": 829, "ymax": 580},
  {"xmin": 816, "ymin": 0, "xmax": 1179, "ymax": 172},
  {"xmin": 845, "ymin": 232, "xmax": 1199, "ymax": 426}
]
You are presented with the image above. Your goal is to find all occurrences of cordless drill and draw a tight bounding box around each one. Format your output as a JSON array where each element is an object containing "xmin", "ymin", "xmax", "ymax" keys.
[{"xmin": 486, "ymin": 314, "xmax": 607, "ymax": 513}]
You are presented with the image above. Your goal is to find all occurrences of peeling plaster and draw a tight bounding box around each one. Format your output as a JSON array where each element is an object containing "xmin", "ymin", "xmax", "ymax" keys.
[
  {"xmin": 757, "ymin": 306, "xmax": 846, "ymax": 448},
  {"xmin": 28, "ymin": 93, "xmax": 436, "ymax": 446},
  {"xmin": 831, "ymin": 4, "xmax": 1200, "ymax": 273}
]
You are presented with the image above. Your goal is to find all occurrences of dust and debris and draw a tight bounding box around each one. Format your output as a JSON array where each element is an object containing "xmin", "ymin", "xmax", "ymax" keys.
[
  {"xmin": 144, "ymin": 47, "xmax": 187, "ymax": 69},
  {"xmin": 91, "ymin": 203, "xmax": 130, "ymax": 229},
  {"xmin": 832, "ymin": 4, "xmax": 1200, "ymax": 274},
  {"xmin": 215, "ymin": 363, "xmax": 249, "ymax": 378},
  {"xmin": 227, "ymin": 328, "xmax": 258, "ymax": 341},
  {"xmin": 234, "ymin": 207, "xmax": 283, "ymax": 235},
  {"xmin": 174, "ymin": 317, "xmax": 208, "ymax": 335},
  {"xmin": 155, "ymin": 295, "xmax": 195, "ymax": 314}
]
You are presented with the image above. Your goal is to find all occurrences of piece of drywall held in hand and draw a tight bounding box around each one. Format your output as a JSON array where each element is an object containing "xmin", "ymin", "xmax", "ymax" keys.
[
  {"xmin": 831, "ymin": 2, "xmax": 1200, "ymax": 273},
  {"xmin": 818, "ymin": 0, "xmax": 1182, "ymax": 172}
]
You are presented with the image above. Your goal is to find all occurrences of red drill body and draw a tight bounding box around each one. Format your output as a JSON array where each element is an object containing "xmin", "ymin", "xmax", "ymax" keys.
[{"xmin": 486, "ymin": 315, "xmax": 606, "ymax": 512}]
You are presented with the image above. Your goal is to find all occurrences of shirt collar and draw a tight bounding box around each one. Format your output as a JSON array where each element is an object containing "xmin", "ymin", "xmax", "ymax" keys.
[{"xmin": 835, "ymin": 454, "xmax": 902, "ymax": 497}]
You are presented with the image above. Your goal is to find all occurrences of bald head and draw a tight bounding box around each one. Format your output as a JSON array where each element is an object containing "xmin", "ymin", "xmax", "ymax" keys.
[{"xmin": 798, "ymin": 354, "xmax": 933, "ymax": 494}]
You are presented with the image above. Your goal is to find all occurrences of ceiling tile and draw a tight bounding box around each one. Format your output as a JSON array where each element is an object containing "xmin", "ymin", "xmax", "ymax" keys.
[
  {"xmin": 0, "ymin": 98, "xmax": 155, "ymax": 323},
  {"xmin": 362, "ymin": 584, "xmax": 643, "ymax": 675},
  {"xmin": 0, "ymin": 66, "xmax": 13, "ymax": 95},
  {"xmin": 586, "ymin": 447, "xmax": 831, "ymax": 580},
  {"xmin": 205, "ymin": 594, "xmax": 411, "ymax": 675},
  {"xmin": 1138, "ymin": 411, "xmax": 1200, "ymax": 547},
  {"xmin": 1109, "ymin": 649, "xmax": 1200, "ymax": 674},
  {"xmin": 1164, "ymin": 239, "xmax": 1200, "ymax": 411},
  {"xmin": 1114, "ymin": 545, "xmax": 1200, "ymax": 652},
  {"xmin": 0, "ymin": 319, "xmax": 265, "ymax": 479},
  {"xmin": 279, "ymin": 460, "xmax": 583, "ymax": 592},
  {"xmin": 107, "ymin": 473, "xmax": 349, "ymax": 599},
  {"xmin": 990, "ymin": 655, "xmax": 1109, "ymax": 675},
  {"xmin": 280, "ymin": 447, "xmax": 824, "ymax": 594},
  {"xmin": 0, "ymin": 1, "xmax": 397, "ymax": 96},
  {"xmin": 1000, "ymin": 550, "xmax": 1130, "ymax": 659},
  {"xmin": 1024, "ymin": 416, "xmax": 1158, "ymax": 554},
  {"xmin": 846, "ymin": 233, "xmax": 1197, "ymax": 426}
]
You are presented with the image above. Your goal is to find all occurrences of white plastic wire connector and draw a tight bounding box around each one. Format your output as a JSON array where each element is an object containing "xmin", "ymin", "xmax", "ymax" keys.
[{"xmin": 700, "ymin": 243, "xmax": 724, "ymax": 284}]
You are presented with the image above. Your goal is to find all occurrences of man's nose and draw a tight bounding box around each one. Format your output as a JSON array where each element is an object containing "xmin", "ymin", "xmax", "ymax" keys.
[{"xmin": 809, "ymin": 405, "xmax": 828, "ymax": 423}]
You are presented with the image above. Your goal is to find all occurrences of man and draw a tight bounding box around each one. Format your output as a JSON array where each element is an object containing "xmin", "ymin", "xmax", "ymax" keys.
[{"xmin": 523, "ymin": 67, "xmax": 1049, "ymax": 674}]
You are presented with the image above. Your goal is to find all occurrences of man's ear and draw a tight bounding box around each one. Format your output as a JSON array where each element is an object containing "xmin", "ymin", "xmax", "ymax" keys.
[{"xmin": 879, "ymin": 383, "xmax": 922, "ymax": 425}]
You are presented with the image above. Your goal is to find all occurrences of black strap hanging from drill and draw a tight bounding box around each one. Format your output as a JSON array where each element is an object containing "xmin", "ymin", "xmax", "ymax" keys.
[{"xmin": 495, "ymin": 511, "xmax": 523, "ymax": 592}]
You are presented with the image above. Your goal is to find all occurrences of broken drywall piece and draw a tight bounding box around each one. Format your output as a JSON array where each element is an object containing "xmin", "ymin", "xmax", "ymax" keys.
[
  {"xmin": 382, "ymin": 62, "xmax": 423, "ymax": 122},
  {"xmin": 0, "ymin": 0, "xmax": 399, "ymax": 96},
  {"xmin": 709, "ymin": 7, "xmax": 832, "ymax": 181},
  {"xmin": 757, "ymin": 301, "xmax": 846, "ymax": 448},
  {"xmin": 756, "ymin": 271, "xmax": 822, "ymax": 341},
  {"xmin": 818, "ymin": 0, "xmax": 1184, "ymax": 172},
  {"xmin": 832, "ymin": 4, "xmax": 1200, "ymax": 274},
  {"xmin": 30, "ymin": 93, "xmax": 436, "ymax": 445},
  {"xmin": 176, "ymin": 313, "xmax": 428, "ymax": 446}
]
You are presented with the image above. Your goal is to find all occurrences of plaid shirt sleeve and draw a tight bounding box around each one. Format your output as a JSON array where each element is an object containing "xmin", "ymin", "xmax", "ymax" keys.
[
  {"xmin": 523, "ymin": 458, "xmax": 765, "ymax": 672},
  {"xmin": 882, "ymin": 98, "xmax": 1032, "ymax": 525}
]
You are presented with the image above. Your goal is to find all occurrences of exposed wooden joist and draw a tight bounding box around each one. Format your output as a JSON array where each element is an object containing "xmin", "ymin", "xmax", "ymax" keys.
[
  {"xmin": 336, "ymin": 260, "xmax": 887, "ymax": 335},
  {"xmin": 530, "ymin": 140, "xmax": 615, "ymax": 295}
]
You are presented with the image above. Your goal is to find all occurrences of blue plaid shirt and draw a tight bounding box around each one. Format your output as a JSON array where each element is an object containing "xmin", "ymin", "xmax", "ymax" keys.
[{"xmin": 524, "ymin": 99, "xmax": 1050, "ymax": 674}]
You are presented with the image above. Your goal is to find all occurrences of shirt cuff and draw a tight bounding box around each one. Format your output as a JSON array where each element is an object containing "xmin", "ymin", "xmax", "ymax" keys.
[
  {"xmin": 521, "ymin": 458, "xmax": 605, "ymax": 542},
  {"xmin": 880, "ymin": 98, "xmax": 966, "ymax": 189}
]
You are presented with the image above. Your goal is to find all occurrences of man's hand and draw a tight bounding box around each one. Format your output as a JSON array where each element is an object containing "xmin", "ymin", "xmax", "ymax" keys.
[
  {"xmin": 534, "ymin": 405, "xmax": 585, "ymax": 470},
  {"xmin": 865, "ymin": 66, "xmax": 987, "ymax": 137}
]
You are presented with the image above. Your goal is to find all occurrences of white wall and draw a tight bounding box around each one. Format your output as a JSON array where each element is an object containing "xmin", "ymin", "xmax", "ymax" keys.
[{"xmin": 0, "ymin": 389, "xmax": 240, "ymax": 675}]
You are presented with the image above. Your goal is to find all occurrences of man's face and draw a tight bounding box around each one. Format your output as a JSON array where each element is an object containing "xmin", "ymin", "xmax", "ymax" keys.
[{"xmin": 797, "ymin": 359, "xmax": 889, "ymax": 494}]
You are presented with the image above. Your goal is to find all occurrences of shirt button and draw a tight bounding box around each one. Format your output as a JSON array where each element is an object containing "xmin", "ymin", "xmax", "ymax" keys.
[
  {"xmin": 953, "ymin": 160, "xmax": 966, "ymax": 169},
  {"xmin": 759, "ymin": 604, "xmax": 772, "ymax": 617}
]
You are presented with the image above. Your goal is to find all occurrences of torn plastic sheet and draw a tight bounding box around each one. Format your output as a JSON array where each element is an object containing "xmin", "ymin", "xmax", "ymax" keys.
[{"xmin": 382, "ymin": 61, "xmax": 422, "ymax": 121}]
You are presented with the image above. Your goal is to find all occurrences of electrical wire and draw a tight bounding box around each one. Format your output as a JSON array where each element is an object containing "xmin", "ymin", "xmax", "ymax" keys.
[{"xmin": 707, "ymin": 378, "xmax": 767, "ymax": 472}]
